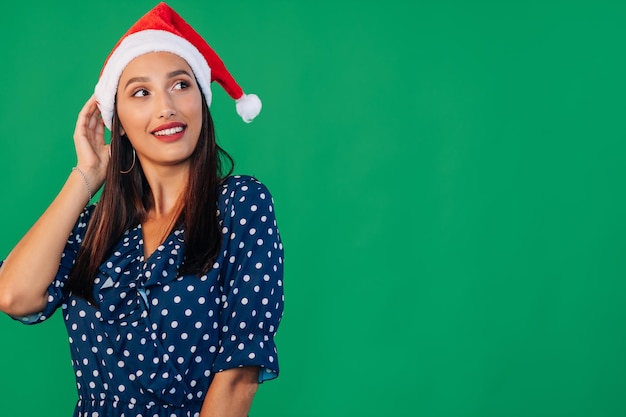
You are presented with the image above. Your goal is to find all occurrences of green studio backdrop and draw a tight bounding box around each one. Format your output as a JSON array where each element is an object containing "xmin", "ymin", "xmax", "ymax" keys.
[{"xmin": 1, "ymin": 1, "xmax": 625, "ymax": 416}]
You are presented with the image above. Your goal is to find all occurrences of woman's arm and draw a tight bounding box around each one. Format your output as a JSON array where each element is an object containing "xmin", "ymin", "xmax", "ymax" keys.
[
  {"xmin": 0, "ymin": 96, "xmax": 108, "ymax": 317},
  {"xmin": 200, "ymin": 367, "xmax": 260, "ymax": 417}
]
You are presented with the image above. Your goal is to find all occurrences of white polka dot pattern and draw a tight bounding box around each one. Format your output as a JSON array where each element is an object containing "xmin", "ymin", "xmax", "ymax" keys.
[{"xmin": 7, "ymin": 176, "xmax": 284, "ymax": 417}]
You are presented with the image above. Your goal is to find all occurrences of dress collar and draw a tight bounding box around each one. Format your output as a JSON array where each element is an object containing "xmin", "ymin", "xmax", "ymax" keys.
[{"xmin": 95, "ymin": 225, "xmax": 186, "ymax": 324}]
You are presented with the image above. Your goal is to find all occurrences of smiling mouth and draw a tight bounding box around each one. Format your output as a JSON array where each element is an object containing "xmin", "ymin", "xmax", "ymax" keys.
[{"xmin": 153, "ymin": 126, "xmax": 185, "ymax": 136}]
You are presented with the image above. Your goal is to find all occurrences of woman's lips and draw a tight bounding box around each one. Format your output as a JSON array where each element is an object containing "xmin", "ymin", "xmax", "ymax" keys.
[{"xmin": 152, "ymin": 122, "xmax": 187, "ymax": 142}]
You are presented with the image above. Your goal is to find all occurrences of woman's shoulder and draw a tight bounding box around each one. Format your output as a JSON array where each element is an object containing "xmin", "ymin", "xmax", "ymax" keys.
[
  {"xmin": 217, "ymin": 175, "xmax": 277, "ymax": 214},
  {"xmin": 220, "ymin": 174, "xmax": 266, "ymax": 189},
  {"xmin": 219, "ymin": 175, "xmax": 274, "ymax": 199}
]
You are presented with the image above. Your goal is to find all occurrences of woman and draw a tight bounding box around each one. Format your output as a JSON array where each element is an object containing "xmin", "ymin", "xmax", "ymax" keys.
[{"xmin": 0, "ymin": 3, "xmax": 284, "ymax": 417}]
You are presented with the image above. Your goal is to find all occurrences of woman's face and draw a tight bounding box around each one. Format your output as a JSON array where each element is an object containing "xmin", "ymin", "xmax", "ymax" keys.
[{"xmin": 116, "ymin": 52, "xmax": 203, "ymax": 171}]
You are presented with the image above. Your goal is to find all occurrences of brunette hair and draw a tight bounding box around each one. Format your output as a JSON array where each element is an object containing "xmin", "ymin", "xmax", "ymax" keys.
[{"xmin": 66, "ymin": 93, "xmax": 233, "ymax": 303}]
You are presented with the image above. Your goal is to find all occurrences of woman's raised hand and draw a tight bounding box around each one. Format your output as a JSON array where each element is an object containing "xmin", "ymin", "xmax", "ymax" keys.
[{"xmin": 73, "ymin": 95, "xmax": 110, "ymax": 191}]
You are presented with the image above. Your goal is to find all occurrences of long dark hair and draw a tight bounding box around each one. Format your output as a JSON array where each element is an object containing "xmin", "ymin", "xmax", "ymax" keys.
[{"xmin": 66, "ymin": 93, "xmax": 234, "ymax": 303}]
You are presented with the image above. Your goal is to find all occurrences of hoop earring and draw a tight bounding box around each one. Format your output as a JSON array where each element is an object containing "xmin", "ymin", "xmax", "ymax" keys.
[{"xmin": 120, "ymin": 149, "xmax": 136, "ymax": 174}]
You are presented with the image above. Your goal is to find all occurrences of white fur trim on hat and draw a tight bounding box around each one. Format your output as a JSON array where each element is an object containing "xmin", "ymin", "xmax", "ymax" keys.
[
  {"xmin": 94, "ymin": 29, "xmax": 212, "ymax": 130},
  {"xmin": 236, "ymin": 94, "xmax": 262, "ymax": 124}
]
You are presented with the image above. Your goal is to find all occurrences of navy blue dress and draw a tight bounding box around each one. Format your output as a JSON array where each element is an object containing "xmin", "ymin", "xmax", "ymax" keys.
[{"xmin": 8, "ymin": 175, "xmax": 284, "ymax": 417}]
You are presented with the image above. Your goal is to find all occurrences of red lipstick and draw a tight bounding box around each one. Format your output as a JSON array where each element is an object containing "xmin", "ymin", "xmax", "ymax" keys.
[{"xmin": 151, "ymin": 122, "xmax": 187, "ymax": 142}]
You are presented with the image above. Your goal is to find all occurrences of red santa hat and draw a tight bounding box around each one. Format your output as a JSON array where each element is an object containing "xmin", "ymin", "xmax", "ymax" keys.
[{"xmin": 94, "ymin": 2, "xmax": 261, "ymax": 129}]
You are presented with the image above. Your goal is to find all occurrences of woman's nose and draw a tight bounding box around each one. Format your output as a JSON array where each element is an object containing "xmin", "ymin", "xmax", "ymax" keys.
[
  {"xmin": 160, "ymin": 107, "xmax": 177, "ymax": 118},
  {"xmin": 156, "ymin": 94, "xmax": 177, "ymax": 119}
]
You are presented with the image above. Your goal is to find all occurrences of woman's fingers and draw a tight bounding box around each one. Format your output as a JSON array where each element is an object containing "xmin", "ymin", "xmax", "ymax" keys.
[
  {"xmin": 87, "ymin": 106, "xmax": 98, "ymax": 132},
  {"xmin": 75, "ymin": 96, "xmax": 101, "ymax": 138},
  {"xmin": 75, "ymin": 98, "xmax": 90, "ymax": 140},
  {"xmin": 73, "ymin": 96, "xmax": 109, "ymax": 179},
  {"xmin": 77, "ymin": 97, "xmax": 106, "ymax": 145},
  {"xmin": 95, "ymin": 112, "xmax": 105, "ymax": 139}
]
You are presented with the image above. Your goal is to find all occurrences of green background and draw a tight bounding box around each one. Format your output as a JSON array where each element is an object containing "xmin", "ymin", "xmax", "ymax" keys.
[{"xmin": 1, "ymin": 0, "xmax": 625, "ymax": 416}]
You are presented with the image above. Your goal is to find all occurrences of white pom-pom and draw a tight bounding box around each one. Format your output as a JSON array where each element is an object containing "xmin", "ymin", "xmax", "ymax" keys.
[{"xmin": 236, "ymin": 94, "xmax": 262, "ymax": 123}]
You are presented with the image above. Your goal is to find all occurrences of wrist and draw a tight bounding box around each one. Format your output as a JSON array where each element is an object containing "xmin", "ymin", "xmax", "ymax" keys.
[
  {"xmin": 72, "ymin": 167, "xmax": 93, "ymax": 201},
  {"xmin": 74, "ymin": 161, "xmax": 106, "ymax": 189}
]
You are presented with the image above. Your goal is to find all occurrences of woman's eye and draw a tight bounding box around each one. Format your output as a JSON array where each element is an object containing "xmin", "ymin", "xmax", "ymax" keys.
[
  {"xmin": 131, "ymin": 89, "xmax": 150, "ymax": 98},
  {"xmin": 174, "ymin": 81, "xmax": 189, "ymax": 90}
]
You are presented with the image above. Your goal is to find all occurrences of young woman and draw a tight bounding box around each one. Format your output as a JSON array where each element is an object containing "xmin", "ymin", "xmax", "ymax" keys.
[{"xmin": 0, "ymin": 3, "xmax": 284, "ymax": 417}]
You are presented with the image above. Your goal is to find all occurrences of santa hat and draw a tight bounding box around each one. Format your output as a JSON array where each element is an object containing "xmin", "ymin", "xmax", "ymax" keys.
[{"xmin": 94, "ymin": 2, "xmax": 261, "ymax": 129}]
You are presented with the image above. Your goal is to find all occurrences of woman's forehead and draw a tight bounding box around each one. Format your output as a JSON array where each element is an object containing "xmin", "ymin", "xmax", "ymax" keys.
[{"xmin": 119, "ymin": 52, "xmax": 193, "ymax": 82}]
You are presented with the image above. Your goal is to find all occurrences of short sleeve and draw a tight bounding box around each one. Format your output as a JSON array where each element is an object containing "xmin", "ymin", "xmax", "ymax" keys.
[
  {"xmin": 213, "ymin": 176, "xmax": 285, "ymax": 383},
  {"xmin": 6, "ymin": 205, "xmax": 95, "ymax": 325}
]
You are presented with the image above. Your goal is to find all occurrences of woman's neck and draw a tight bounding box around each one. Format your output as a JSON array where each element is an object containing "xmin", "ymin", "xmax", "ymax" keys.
[
  {"xmin": 142, "ymin": 163, "xmax": 189, "ymax": 217},
  {"xmin": 140, "ymin": 163, "xmax": 188, "ymax": 258}
]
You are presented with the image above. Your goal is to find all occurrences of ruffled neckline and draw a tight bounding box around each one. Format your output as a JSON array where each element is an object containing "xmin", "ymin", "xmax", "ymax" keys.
[{"xmin": 95, "ymin": 224, "xmax": 186, "ymax": 325}]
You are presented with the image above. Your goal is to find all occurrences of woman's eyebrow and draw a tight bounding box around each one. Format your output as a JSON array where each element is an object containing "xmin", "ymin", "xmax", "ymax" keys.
[
  {"xmin": 124, "ymin": 76, "xmax": 150, "ymax": 89},
  {"xmin": 167, "ymin": 69, "xmax": 192, "ymax": 78},
  {"xmin": 124, "ymin": 70, "xmax": 192, "ymax": 89}
]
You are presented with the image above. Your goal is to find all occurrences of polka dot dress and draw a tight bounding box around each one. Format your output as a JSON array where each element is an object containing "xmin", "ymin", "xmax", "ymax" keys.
[{"xmin": 8, "ymin": 176, "xmax": 284, "ymax": 417}]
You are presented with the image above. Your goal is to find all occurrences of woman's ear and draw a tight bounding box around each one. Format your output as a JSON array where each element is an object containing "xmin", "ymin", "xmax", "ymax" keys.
[{"xmin": 119, "ymin": 126, "xmax": 126, "ymax": 136}]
